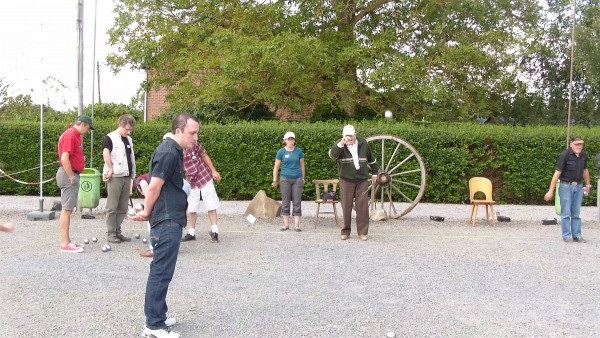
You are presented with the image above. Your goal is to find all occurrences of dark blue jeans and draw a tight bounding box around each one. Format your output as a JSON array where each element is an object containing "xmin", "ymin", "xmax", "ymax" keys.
[{"xmin": 144, "ymin": 219, "xmax": 183, "ymax": 329}]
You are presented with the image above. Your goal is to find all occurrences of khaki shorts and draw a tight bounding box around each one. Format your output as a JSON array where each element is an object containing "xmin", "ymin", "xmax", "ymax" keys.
[
  {"xmin": 187, "ymin": 179, "xmax": 220, "ymax": 212},
  {"xmin": 56, "ymin": 167, "xmax": 80, "ymax": 211}
]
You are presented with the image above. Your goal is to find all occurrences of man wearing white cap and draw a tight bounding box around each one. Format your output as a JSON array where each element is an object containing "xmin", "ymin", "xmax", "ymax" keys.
[{"xmin": 329, "ymin": 125, "xmax": 379, "ymax": 241}]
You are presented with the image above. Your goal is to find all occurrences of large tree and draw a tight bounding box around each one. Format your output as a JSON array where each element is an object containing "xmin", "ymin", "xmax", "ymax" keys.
[{"xmin": 108, "ymin": 0, "xmax": 541, "ymax": 120}]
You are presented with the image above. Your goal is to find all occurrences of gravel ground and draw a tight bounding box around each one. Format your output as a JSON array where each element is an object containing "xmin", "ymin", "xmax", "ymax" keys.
[{"xmin": 1, "ymin": 195, "xmax": 599, "ymax": 337}]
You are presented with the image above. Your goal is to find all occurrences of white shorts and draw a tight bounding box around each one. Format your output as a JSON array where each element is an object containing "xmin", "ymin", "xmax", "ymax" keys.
[{"xmin": 187, "ymin": 179, "xmax": 221, "ymax": 213}]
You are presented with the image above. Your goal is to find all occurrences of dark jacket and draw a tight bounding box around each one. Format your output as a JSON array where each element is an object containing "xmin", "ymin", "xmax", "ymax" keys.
[{"xmin": 329, "ymin": 137, "xmax": 379, "ymax": 182}]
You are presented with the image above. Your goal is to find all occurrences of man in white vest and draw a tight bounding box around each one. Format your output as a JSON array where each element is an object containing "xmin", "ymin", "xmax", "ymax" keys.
[{"xmin": 102, "ymin": 114, "xmax": 137, "ymax": 243}]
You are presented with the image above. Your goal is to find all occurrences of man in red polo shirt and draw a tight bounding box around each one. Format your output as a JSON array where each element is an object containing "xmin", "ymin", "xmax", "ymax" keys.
[{"xmin": 56, "ymin": 115, "xmax": 93, "ymax": 253}]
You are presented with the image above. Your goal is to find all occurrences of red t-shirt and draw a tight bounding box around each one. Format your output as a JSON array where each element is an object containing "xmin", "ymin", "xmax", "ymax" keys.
[{"xmin": 58, "ymin": 126, "xmax": 85, "ymax": 172}]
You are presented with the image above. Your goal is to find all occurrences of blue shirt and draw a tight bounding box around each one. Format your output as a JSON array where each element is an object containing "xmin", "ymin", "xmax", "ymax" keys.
[
  {"xmin": 149, "ymin": 138, "xmax": 188, "ymax": 227},
  {"xmin": 276, "ymin": 147, "xmax": 304, "ymax": 179}
]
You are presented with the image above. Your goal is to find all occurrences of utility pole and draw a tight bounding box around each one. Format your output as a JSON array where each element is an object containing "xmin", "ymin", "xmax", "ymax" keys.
[
  {"xmin": 77, "ymin": 0, "xmax": 84, "ymax": 116},
  {"xmin": 97, "ymin": 61, "xmax": 102, "ymax": 103}
]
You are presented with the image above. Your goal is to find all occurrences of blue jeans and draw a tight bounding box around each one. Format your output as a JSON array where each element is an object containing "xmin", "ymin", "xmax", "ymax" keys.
[
  {"xmin": 559, "ymin": 182, "xmax": 583, "ymax": 239},
  {"xmin": 280, "ymin": 177, "xmax": 304, "ymax": 216},
  {"xmin": 144, "ymin": 219, "xmax": 183, "ymax": 329}
]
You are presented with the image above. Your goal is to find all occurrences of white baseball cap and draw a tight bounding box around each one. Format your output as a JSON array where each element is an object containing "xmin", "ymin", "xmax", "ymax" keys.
[
  {"xmin": 283, "ymin": 131, "xmax": 296, "ymax": 140},
  {"xmin": 342, "ymin": 125, "xmax": 356, "ymax": 136}
]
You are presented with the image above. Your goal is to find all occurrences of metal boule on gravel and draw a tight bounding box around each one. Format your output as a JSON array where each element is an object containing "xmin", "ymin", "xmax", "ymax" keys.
[
  {"xmin": 386, "ymin": 332, "xmax": 396, "ymax": 338},
  {"xmin": 142, "ymin": 238, "xmax": 148, "ymax": 244},
  {"xmin": 101, "ymin": 246, "xmax": 108, "ymax": 252},
  {"xmin": 83, "ymin": 238, "xmax": 89, "ymax": 244},
  {"xmin": 134, "ymin": 233, "xmax": 140, "ymax": 239},
  {"xmin": 91, "ymin": 237, "xmax": 98, "ymax": 243}
]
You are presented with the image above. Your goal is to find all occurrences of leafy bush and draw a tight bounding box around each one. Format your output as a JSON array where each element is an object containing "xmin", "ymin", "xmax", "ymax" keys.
[{"xmin": 0, "ymin": 120, "xmax": 597, "ymax": 206}]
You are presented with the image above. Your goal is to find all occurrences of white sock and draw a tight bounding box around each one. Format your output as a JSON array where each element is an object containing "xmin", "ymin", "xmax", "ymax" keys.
[
  {"xmin": 189, "ymin": 228, "xmax": 196, "ymax": 236},
  {"xmin": 211, "ymin": 224, "xmax": 218, "ymax": 233}
]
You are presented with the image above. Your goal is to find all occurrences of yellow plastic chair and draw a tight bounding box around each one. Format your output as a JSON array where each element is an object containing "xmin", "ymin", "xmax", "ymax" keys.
[
  {"xmin": 468, "ymin": 177, "xmax": 496, "ymax": 226},
  {"xmin": 312, "ymin": 179, "xmax": 340, "ymax": 228}
]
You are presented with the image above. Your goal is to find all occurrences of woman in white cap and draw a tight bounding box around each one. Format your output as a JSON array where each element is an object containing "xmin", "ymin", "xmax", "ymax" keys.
[{"xmin": 272, "ymin": 131, "xmax": 306, "ymax": 231}]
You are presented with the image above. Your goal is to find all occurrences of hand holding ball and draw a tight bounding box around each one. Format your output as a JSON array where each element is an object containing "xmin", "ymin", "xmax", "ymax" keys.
[{"xmin": 134, "ymin": 203, "xmax": 145, "ymax": 213}]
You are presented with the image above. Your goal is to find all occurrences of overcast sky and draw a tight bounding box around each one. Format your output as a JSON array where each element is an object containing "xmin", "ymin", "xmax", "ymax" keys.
[{"xmin": 0, "ymin": 1, "xmax": 144, "ymax": 111}]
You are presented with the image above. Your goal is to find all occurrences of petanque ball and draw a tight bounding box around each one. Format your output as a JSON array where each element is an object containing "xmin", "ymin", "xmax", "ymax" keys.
[{"xmin": 134, "ymin": 203, "xmax": 145, "ymax": 213}]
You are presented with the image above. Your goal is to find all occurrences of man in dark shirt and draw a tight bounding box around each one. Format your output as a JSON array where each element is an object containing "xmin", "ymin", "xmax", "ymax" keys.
[
  {"xmin": 544, "ymin": 136, "xmax": 591, "ymax": 243},
  {"xmin": 130, "ymin": 114, "xmax": 199, "ymax": 338}
]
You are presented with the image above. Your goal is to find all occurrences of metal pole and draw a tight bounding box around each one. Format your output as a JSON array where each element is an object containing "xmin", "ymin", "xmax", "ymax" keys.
[
  {"xmin": 89, "ymin": 0, "xmax": 98, "ymax": 168},
  {"xmin": 39, "ymin": 86, "xmax": 44, "ymax": 212},
  {"xmin": 566, "ymin": 0, "xmax": 576, "ymax": 147},
  {"xmin": 77, "ymin": 0, "xmax": 84, "ymax": 116}
]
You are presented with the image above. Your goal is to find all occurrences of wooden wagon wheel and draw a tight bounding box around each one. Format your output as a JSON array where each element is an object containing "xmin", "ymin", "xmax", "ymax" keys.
[{"xmin": 365, "ymin": 135, "xmax": 426, "ymax": 219}]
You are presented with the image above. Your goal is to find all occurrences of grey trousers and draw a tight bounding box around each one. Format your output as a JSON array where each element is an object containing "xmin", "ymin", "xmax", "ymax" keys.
[
  {"xmin": 280, "ymin": 177, "xmax": 304, "ymax": 216},
  {"xmin": 105, "ymin": 176, "xmax": 132, "ymax": 236}
]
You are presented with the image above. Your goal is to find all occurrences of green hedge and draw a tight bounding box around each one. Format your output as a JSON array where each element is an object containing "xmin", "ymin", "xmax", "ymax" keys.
[{"xmin": 1, "ymin": 120, "xmax": 597, "ymax": 205}]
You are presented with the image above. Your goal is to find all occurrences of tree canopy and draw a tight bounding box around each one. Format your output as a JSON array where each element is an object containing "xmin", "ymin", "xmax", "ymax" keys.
[{"xmin": 106, "ymin": 0, "xmax": 600, "ymax": 124}]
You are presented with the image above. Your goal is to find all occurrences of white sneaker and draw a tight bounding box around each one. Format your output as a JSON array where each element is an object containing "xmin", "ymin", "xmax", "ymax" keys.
[
  {"xmin": 142, "ymin": 326, "xmax": 180, "ymax": 338},
  {"xmin": 165, "ymin": 317, "xmax": 176, "ymax": 327}
]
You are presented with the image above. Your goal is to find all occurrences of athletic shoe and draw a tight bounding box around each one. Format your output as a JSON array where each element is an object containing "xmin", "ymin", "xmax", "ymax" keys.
[
  {"xmin": 181, "ymin": 234, "xmax": 195, "ymax": 242},
  {"xmin": 60, "ymin": 242, "xmax": 84, "ymax": 253},
  {"xmin": 142, "ymin": 326, "xmax": 180, "ymax": 338},
  {"xmin": 165, "ymin": 317, "xmax": 176, "ymax": 327},
  {"xmin": 574, "ymin": 237, "xmax": 587, "ymax": 243},
  {"xmin": 210, "ymin": 231, "xmax": 219, "ymax": 243},
  {"xmin": 563, "ymin": 237, "xmax": 573, "ymax": 243}
]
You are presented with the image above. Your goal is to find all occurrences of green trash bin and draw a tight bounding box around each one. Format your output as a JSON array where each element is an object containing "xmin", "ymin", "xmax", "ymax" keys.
[{"xmin": 78, "ymin": 168, "xmax": 102, "ymax": 209}]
